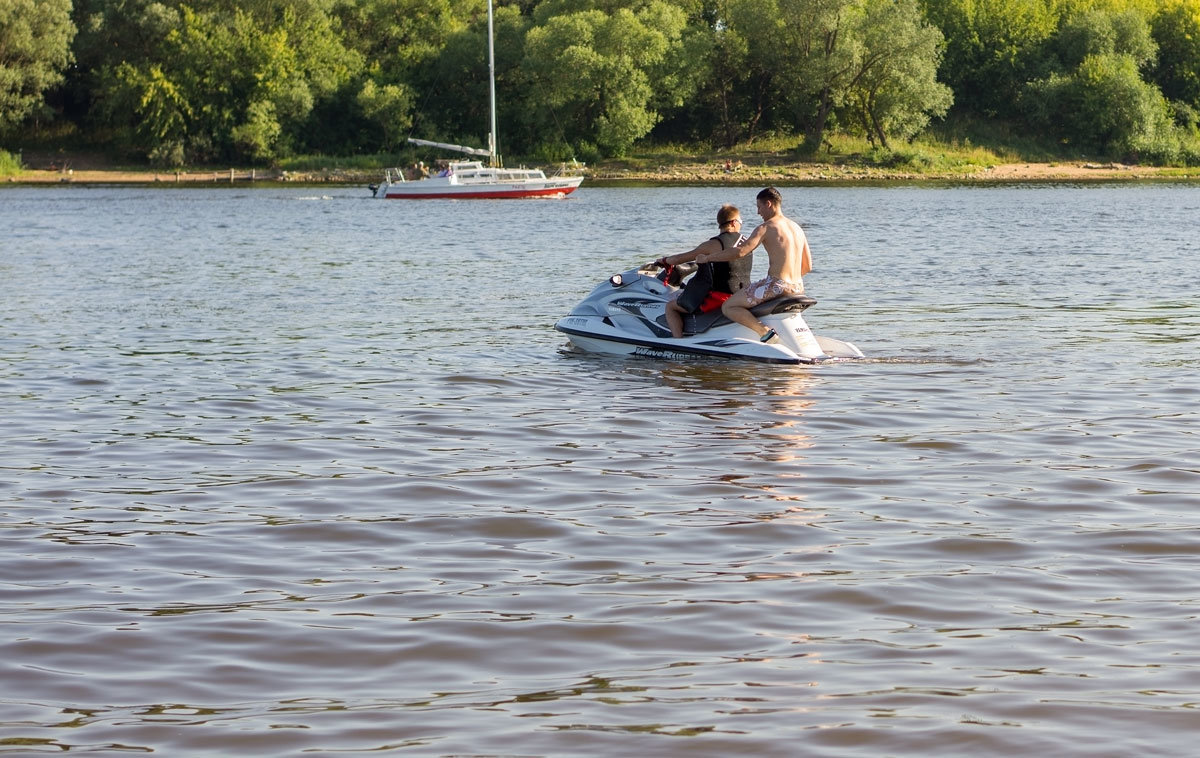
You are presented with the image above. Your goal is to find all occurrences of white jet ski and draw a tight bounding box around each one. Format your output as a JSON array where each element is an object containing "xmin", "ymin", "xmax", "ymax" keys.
[{"xmin": 555, "ymin": 262, "xmax": 864, "ymax": 364}]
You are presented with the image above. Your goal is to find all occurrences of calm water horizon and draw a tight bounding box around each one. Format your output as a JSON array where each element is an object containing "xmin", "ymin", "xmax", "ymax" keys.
[{"xmin": 1, "ymin": 182, "xmax": 1198, "ymax": 756}]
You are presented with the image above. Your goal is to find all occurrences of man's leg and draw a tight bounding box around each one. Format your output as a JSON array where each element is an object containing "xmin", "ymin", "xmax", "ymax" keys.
[
  {"xmin": 665, "ymin": 300, "xmax": 686, "ymax": 338},
  {"xmin": 721, "ymin": 289, "xmax": 769, "ymax": 338}
]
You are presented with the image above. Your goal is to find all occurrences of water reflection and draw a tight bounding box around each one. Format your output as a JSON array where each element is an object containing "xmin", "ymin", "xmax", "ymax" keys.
[{"xmin": 657, "ymin": 361, "xmax": 816, "ymax": 419}]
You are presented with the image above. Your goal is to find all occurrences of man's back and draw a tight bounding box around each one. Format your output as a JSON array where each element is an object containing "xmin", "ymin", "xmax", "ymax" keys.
[{"xmin": 761, "ymin": 214, "xmax": 811, "ymax": 283}]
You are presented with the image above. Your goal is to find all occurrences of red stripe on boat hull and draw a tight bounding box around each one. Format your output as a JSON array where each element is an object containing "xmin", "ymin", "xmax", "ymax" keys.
[{"xmin": 382, "ymin": 185, "xmax": 579, "ymax": 200}]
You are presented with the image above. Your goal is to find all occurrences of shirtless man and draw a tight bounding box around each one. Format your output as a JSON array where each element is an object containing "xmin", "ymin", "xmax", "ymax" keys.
[{"xmin": 695, "ymin": 187, "xmax": 811, "ymax": 342}]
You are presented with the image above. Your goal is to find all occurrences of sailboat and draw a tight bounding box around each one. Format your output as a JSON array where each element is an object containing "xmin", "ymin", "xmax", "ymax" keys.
[{"xmin": 371, "ymin": 0, "xmax": 584, "ymax": 199}]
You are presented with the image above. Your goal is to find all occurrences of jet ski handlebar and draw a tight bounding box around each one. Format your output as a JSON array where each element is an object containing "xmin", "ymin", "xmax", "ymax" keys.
[{"xmin": 646, "ymin": 260, "xmax": 697, "ymax": 287}]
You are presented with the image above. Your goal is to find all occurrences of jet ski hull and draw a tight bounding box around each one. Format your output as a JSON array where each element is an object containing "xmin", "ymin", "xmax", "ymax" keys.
[{"xmin": 555, "ymin": 266, "xmax": 863, "ymax": 364}]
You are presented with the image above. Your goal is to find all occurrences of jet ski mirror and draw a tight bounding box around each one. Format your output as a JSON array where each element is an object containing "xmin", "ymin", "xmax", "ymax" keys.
[{"xmin": 609, "ymin": 274, "xmax": 625, "ymax": 287}]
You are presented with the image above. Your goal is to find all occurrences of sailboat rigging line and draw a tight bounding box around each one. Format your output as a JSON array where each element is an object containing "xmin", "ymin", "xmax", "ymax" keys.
[
  {"xmin": 527, "ymin": 75, "xmax": 579, "ymax": 165},
  {"xmin": 400, "ymin": 0, "xmax": 576, "ymax": 166},
  {"xmin": 403, "ymin": 2, "xmax": 494, "ymax": 159}
]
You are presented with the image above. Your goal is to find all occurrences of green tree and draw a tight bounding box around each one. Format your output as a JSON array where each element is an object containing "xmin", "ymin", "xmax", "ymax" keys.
[
  {"xmin": 65, "ymin": 0, "xmax": 181, "ymax": 127},
  {"xmin": 776, "ymin": 0, "xmax": 864, "ymax": 151},
  {"xmin": 355, "ymin": 80, "xmax": 414, "ymax": 151},
  {"xmin": 845, "ymin": 0, "xmax": 952, "ymax": 148},
  {"xmin": 920, "ymin": 0, "xmax": 1058, "ymax": 117},
  {"xmin": 110, "ymin": 61, "xmax": 189, "ymax": 162},
  {"xmin": 96, "ymin": 1, "xmax": 360, "ymax": 164},
  {"xmin": 671, "ymin": 0, "xmax": 789, "ymax": 148},
  {"xmin": 521, "ymin": 0, "xmax": 693, "ymax": 158},
  {"xmin": 1026, "ymin": 52, "xmax": 1177, "ymax": 160},
  {"xmin": 336, "ymin": 0, "xmax": 472, "ymax": 82},
  {"xmin": 1150, "ymin": 0, "xmax": 1200, "ymax": 112},
  {"xmin": 304, "ymin": 0, "xmax": 465, "ymax": 157},
  {"xmin": 691, "ymin": 0, "xmax": 754, "ymax": 147},
  {"xmin": 723, "ymin": 0, "xmax": 948, "ymax": 152},
  {"xmin": 1053, "ymin": 7, "xmax": 1156, "ymax": 70},
  {"xmin": 1022, "ymin": 6, "xmax": 1180, "ymax": 160},
  {"xmin": 0, "ymin": 0, "xmax": 76, "ymax": 132}
]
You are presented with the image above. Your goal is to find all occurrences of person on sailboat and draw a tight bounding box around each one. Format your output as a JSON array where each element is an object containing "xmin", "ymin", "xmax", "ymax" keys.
[{"xmin": 655, "ymin": 204, "xmax": 752, "ymax": 339}]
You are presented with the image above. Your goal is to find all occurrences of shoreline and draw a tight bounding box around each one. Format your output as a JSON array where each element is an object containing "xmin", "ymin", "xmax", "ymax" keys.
[
  {"xmin": 588, "ymin": 160, "xmax": 1200, "ymax": 184},
  {"xmin": 6, "ymin": 160, "xmax": 1200, "ymax": 187}
]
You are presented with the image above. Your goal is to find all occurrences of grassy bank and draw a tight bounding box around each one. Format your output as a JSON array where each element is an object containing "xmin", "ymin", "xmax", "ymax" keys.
[
  {"xmin": 6, "ymin": 131, "xmax": 1200, "ymax": 185},
  {"xmin": 0, "ymin": 149, "xmax": 21, "ymax": 176},
  {"xmin": 581, "ymin": 132, "xmax": 1200, "ymax": 184}
]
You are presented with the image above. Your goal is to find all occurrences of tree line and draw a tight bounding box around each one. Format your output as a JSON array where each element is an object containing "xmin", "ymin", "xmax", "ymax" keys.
[{"xmin": 3, "ymin": 0, "xmax": 1200, "ymax": 167}]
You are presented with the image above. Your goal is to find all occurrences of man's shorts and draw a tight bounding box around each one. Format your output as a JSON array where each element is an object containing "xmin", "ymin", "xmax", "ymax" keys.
[{"xmin": 744, "ymin": 276, "xmax": 804, "ymax": 306}]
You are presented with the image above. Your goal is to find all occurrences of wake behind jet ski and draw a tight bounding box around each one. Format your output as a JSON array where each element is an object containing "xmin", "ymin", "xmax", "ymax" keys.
[{"xmin": 555, "ymin": 262, "xmax": 864, "ymax": 364}]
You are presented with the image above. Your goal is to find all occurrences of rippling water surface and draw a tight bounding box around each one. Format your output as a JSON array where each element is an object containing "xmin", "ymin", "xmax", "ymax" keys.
[{"xmin": 2, "ymin": 182, "xmax": 1198, "ymax": 756}]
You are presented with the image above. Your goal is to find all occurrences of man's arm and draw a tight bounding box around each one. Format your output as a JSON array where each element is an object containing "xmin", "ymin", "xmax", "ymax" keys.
[
  {"xmin": 656, "ymin": 237, "xmax": 722, "ymax": 267},
  {"xmin": 697, "ymin": 224, "xmax": 765, "ymax": 263}
]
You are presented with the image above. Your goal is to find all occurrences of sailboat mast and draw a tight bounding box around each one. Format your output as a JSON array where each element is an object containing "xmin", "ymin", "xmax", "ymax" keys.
[{"xmin": 487, "ymin": 0, "xmax": 499, "ymax": 167}]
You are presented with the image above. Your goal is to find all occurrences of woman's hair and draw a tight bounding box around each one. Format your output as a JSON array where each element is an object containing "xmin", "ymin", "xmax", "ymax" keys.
[{"xmin": 717, "ymin": 204, "xmax": 740, "ymax": 226}]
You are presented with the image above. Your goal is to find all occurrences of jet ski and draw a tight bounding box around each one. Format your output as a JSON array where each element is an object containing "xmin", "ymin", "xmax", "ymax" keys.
[{"xmin": 555, "ymin": 262, "xmax": 864, "ymax": 364}]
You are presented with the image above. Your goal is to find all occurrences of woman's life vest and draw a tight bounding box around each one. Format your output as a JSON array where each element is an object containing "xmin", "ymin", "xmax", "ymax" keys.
[
  {"xmin": 710, "ymin": 231, "xmax": 752, "ymax": 294},
  {"xmin": 676, "ymin": 232, "xmax": 753, "ymax": 314}
]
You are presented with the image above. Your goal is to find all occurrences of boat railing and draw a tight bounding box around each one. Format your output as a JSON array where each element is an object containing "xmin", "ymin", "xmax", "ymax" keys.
[{"xmin": 549, "ymin": 161, "xmax": 585, "ymax": 177}]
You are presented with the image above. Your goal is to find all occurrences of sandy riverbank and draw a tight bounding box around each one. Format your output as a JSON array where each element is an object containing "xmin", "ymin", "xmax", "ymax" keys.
[
  {"xmin": 6, "ymin": 160, "xmax": 1200, "ymax": 186},
  {"xmin": 6, "ymin": 167, "xmax": 331, "ymax": 185},
  {"xmin": 586, "ymin": 159, "xmax": 1200, "ymax": 184}
]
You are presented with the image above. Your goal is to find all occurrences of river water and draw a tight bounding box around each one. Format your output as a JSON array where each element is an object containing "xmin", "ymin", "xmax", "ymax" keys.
[{"xmin": 1, "ymin": 181, "xmax": 1198, "ymax": 756}]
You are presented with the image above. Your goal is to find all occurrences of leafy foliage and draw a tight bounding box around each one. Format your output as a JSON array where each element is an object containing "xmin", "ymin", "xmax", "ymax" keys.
[
  {"xmin": 0, "ymin": 0, "xmax": 75, "ymax": 132},
  {"xmin": 1150, "ymin": 0, "xmax": 1200, "ymax": 110},
  {"xmin": 846, "ymin": 0, "xmax": 953, "ymax": 149},
  {"xmin": 919, "ymin": 0, "xmax": 1058, "ymax": 117},
  {"xmin": 87, "ymin": 0, "xmax": 360, "ymax": 164},
  {"xmin": 1026, "ymin": 52, "xmax": 1177, "ymax": 159},
  {"xmin": 521, "ymin": 1, "xmax": 693, "ymax": 157},
  {"xmin": 6, "ymin": 0, "xmax": 1200, "ymax": 165},
  {"xmin": 0, "ymin": 148, "xmax": 22, "ymax": 174}
]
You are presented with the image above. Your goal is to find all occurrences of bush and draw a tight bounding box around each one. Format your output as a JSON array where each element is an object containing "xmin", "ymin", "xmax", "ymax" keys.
[
  {"xmin": 1178, "ymin": 129, "xmax": 1200, "ymax": 165},
  {"xmin": 864, "ymin": 146, "xmax": 934, "ymax": 169},
  {"xmin": 148, "ymin": 140, "xmax": 185, "ymax": 168},
  {"xmin": 1125, "ymin": 130, "xmax": 1180, "ymax": 164},
  {"xmin": 0, "ymin": 149, "xmax": 22, "ymax": 176},
  {"xmin": 574, "ymin": 141, "xmax": 602, "ymax": 165},
  {"xmin": 1024, "ymin": 53, "xmax": 1179, "ymax": 161},
  {"xmin": 1171, "ymin": 101, "xmax": 1199, "ymax": 131},
  {"xmin": 528, "ymin": 139, "xmax": 580, "ymax": 164}
]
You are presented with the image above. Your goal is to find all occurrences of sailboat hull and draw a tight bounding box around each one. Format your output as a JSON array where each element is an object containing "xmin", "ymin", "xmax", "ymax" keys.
[{"xmin": 379, "ymin": 175, "xmax": 582, "ymax": 199}]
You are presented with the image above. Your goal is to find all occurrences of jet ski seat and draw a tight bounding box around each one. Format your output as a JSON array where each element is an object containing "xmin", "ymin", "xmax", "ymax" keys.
[{"xmin": 678, "ymin": 295, "xmax": 817, "ymax": 336}]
